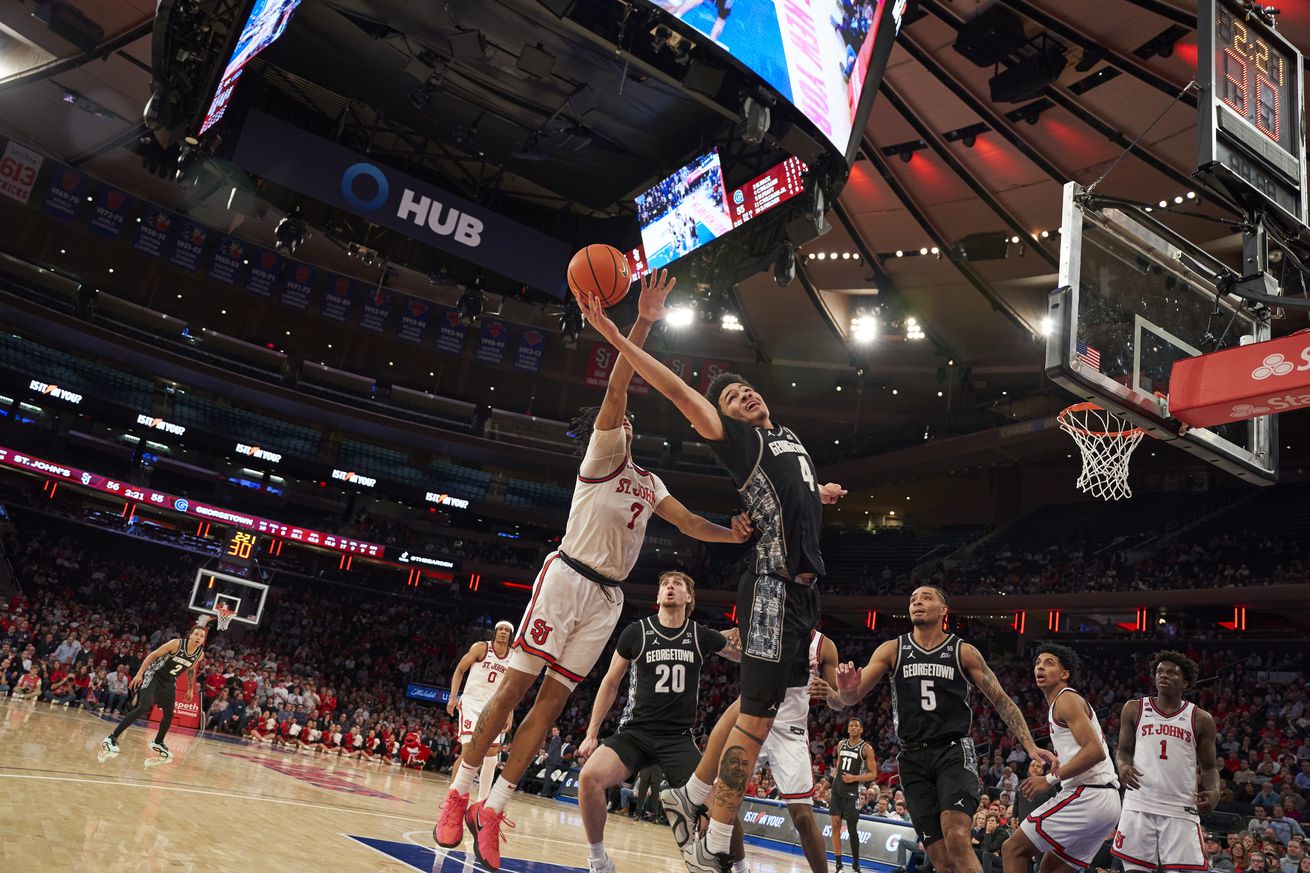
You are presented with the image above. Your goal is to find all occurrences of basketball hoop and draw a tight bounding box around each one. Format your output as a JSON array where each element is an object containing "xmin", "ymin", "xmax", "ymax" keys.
[
  {"xmin": 1057, "ymin": 402, "xmax": 1146, "ymax": 501},
  {"xmin": 213, "ymin": 606, "xmax": 236, "ymax": 631}
]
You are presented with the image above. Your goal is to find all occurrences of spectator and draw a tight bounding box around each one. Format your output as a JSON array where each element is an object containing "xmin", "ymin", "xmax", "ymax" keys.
[
  {"xmin": 1270, "ymin": 806, "xmax": 1306, "ymax": 846},
  {"xmin": 976, "ymin": 813, "xmax": 1009, "ymax": 873},
  {"xmin": 102, "ymin": 665, "xmax": 131, "ymax": 714},
  {"xmin": 1207, "ymin": 834, "xmax": 1236, "ymax": 873},
  {"xmin": 997, "ymin": 765, "xmax": 1019, "ymax": 794},
  {"xmin": 12, "ymin": 667, "xmax": 41, "ymax": 701},
  {"xmin": 1280, "ymin": 839, "xmax": 1304, "ymax": 873},
  {"xmin": 1259, "ymin": 784, "xmax": 1284, "ymax": 810}
]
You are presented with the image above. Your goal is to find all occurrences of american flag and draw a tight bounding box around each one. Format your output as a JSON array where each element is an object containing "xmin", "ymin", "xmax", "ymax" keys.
[{"xmin": 1076, "ymin": 339, "xmax": 1101, "ymax": 370}]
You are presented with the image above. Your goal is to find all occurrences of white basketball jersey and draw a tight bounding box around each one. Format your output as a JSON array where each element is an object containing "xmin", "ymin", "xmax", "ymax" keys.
[
  {"xmin": 1048, "ymin": 687, "xmax": 1117, "ymax": 788},
  {"xmin": 460, "ymin": 641, "xmax": 512, "ymax": 710},
  {"xmin": 775, "ymin": 631, "xmax": 825, "ymax": 728},
  {"xmin": 558, "ymin": 426, "xmax": 669, "ymax": 581},
  {"xmin": 1121, "ymin": 697, "xmax": 1199, "ymax": 820}
]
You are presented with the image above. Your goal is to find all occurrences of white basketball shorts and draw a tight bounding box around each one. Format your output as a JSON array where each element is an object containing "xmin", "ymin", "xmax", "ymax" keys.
[
  {"xmin": 458, "ymin": 698, "xmax": 505, "ymax": 748},
  {"xmin": 1111, "ymin": 810, "xmax": 1206, "ymax": 871},
  {"xmin": 510, "ymin": 552, "xmax": 624, "ymax": 690},
  {"xmin": 757, "ymin": 686, "xmax": 814, "ymax": 804},
  {"xmin": 1021, "ymin": 785, "xmax": 1122, "ymax": 868}
]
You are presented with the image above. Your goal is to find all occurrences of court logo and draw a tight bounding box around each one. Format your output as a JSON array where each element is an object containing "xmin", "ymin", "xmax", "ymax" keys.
[{"xmin": 1251, "ymin": 353, "xmax": 1295, "ymax": 380}]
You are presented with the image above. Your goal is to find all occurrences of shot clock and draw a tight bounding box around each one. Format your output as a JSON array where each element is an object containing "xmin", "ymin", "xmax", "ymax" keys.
[
  {"xmin": 220, "ymin": 528, "xmax": 261, "ymax": 570},
  {"xmin": 1198, "ymin": 0, "xmax": 1307, "ymax": 229}
]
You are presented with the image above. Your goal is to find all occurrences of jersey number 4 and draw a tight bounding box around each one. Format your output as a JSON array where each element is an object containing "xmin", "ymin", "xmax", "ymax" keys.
[
  {"xmin": 798, "ymin": 456, "xmax": 817, "ymax": 492},
  {"xmin": 654, "ymin": 663, "xmax": 686, "ymax": 694}
]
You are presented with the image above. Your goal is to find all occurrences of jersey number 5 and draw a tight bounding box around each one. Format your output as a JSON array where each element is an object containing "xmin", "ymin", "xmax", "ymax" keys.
[
  {"xmin": 654, "ymin": 663, "xmax": 686, "ymax": 694},
  {"xmin": 920, "ymin": 679, "xmax": 937, "ymax": 710}
]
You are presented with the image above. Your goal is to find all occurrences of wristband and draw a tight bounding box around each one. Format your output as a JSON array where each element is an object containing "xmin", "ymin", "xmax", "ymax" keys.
[{"xmin": 1045, "ymin": 773, "xmax": 1059, "ymax": 786}]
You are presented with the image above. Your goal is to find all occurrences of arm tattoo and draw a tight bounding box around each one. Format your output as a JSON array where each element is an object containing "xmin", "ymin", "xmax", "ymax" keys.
[{"xmin": 978, "ymin": 664, "xmax": 1036, "ymax": 749}]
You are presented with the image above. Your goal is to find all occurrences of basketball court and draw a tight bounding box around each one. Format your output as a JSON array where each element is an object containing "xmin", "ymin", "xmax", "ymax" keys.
[{"xmin": 0, "ymin": 701, "xmax": 812, "ymax": 873}]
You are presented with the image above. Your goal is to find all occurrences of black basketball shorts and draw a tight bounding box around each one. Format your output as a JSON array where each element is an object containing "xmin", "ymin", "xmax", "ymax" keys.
[
  {"xmin": 897, "ymin": 738, "xmax": 981, "ymax": 846},
  {"xmin": 736, "ymin": 572, "xmax": 820, "ymax": 718},
  {"xmin": 603, "ymin": 725, "xmax": 702, "ymax": 789},
  {"xmin": 828, "ymin": 789, "xmax": 861, "ymax": 820}
]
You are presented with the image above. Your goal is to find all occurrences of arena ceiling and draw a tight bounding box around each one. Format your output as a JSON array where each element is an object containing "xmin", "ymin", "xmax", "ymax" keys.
[{"xmin": 1, "ymin": 0, "xmax": 1309, "ymax": 468}]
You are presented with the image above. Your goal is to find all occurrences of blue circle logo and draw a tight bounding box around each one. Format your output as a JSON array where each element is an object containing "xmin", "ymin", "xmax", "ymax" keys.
[
  {"xmin": 174, "ymin": 498, "xmax": 189, "ymax": 512},
  {"xmin": 733, "ymin": 189, "xmax": 744, "ymax": 205},
  {"xmin": 340, "ymin": 162, "xmax": 389, "ymax": 212}
]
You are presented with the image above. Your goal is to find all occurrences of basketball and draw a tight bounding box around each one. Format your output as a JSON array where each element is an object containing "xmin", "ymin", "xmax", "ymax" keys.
[{"xmin": 567, "ymin": 244, "xmax": 631, "ymax": 308}]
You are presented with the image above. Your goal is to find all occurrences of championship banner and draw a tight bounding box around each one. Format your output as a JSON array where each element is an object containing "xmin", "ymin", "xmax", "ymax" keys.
[
  {"xmin": 475, "ymin": 318, "xmax": 510, "ymax": 365},
  {"xmin": 86, "ymin": 184, "xmax": 134, "ymax": 241},
  {"xmin": 279, "ymin": 261, "xmax": 316, "ymax": 310},
  {"xmin": 245, "ymin": 247, "xmax": 282, "ymax": 298},
  {"xmin": 132, "ymin": 204, "xmax": 174, "ymax": 259},
  {"xmin": 360, "ymin": 287, "xmax": 394, "ymax": 333},
  {"xmin": 208, "ymin": 234, "xmax": 247, "ymax": 285},
  {"xmin": 41, "ymin": 163, "xmax": 87, "ymax": 222},
  {"xmin": 233, "ymin": 110, "xmax": 571, "ymax": 297},
  {"xmin": 512, "ymin": 328, "xmax": 547, "ymax": 374},
  {"xmin": 0, "ymin": 139, "xmax": 43, "ymax": 204},
  {"xmin": 397, "ymin": 298, "xmax": 432, "ymax": 344},
  {"xmin": 665, "ymin": 356, "xmax": 696, "ymax": 386},
  {"xmin": 699, "ymin": 359, "xmax": 734, "ymax": 394},
  {"xmin": 739, "ymin": 797, "xmax": 915, "ymax": 864},
  {"xmin": 168, "ymin": 218, "xmax": 210, "ymax": 273},
  {"xmin": 148, "ymin": 674, "xmax": 202, "ymax": 731},
  {"xmin": 584, "ymin": 343, "xmax": 618, "ymax": 389},
  {"xmin": 434, "ymin": 308, "xmax": 467, "ymax": 356},
  {"xmin": 321, "ymin": 274, "xmax": 356, "ymax": 322}
]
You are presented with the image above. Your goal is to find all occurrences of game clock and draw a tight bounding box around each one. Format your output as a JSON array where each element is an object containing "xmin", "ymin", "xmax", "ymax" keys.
[
  {"xmin": 1198, "ymin": 0, "xmax": 1307, "ymax": 229},
  {"xmin": 221, "ymin": 529, "xmax": 261, "ymax": 569}
]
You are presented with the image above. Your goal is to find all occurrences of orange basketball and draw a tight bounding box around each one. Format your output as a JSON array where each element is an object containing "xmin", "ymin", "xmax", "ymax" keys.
[{"xmin": 567, "ymin": 244, "xmax": 631, "ymax": 307}]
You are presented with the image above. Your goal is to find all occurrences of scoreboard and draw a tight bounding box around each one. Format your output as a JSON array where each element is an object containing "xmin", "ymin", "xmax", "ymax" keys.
[{"xmin": 730, "ymin": 157, "xmax": 808, "ymax": 227}]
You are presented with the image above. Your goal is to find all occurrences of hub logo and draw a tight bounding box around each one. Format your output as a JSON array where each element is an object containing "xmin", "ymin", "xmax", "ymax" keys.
[{"xmin": 340, "ymin": 161, "xmax": 483, "ymax": 248}]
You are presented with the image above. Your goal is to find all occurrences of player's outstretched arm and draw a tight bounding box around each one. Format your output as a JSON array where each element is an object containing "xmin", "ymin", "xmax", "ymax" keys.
[
  {"xmin": 819, "ymin": 637, "xmax": 845, "ymax": 711},
  {"xmin": 1115, "ymin": 699, "xmax": 1143, "ymax": 790},
  {"xmin": 814, "ymin": 639, "xmax": 897, "ymax": 707},
  {"xmin": 445, "ymin": 641, "xmax": 488, "ymax": 716},
  {"xmin": 582, "ymin": 293, "xmax": 724, "ymax": 441},
  {"xmin": 716, "ymin": 627, "xmax": 742, "ymax": 663},
  {"xmin": 654, "ymin": 496, "xmax": 752, "ymax": 544},
  {"xmin": 578, "ymin": 650, "xmax": 631, "ymax": 761},
  {"xmin": 594, "ymin": 270, "xmax": 671, "ymax": 431},
  {"xmin": 961, "ymin": 643, "xmax": 1058, "ymax": 770},
  {"xmin": 1194, "ymin": 708, "xmax": 1221, "ymax": 813}
]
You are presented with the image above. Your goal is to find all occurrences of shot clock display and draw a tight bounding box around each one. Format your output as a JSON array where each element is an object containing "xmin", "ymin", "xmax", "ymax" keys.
[
  {"xmin": 1198, "ymin": 0, "xmax": 1307, "ymax": 229},
  {"xmin": 221, "ymin": 529, "xmax": 261, "ymax": 569}
]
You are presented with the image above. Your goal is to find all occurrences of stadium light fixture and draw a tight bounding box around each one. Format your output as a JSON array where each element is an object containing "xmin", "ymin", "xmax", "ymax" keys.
[
  {"xmin": 666, "ymin": 306, "xmax": 695, "ymax": 328},
  {"xmin": 850, "ymin": 315, "xmax": 877, "ymax": 344}
]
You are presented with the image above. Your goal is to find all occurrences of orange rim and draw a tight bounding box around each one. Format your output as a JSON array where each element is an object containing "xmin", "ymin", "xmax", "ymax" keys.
[{"xmin": 1057, "ymin": 401, "xmax": 1145, "ymax": 438}]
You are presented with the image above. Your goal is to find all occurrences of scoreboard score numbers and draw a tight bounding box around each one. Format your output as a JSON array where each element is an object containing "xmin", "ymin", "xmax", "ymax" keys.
[
  {"xmin": 222, "ymin": 529, "xmax": 261, "ymax": 568},
  {"xmin": 1198, "ymin": 0, "xmax": 1307, "ymax": 229}
]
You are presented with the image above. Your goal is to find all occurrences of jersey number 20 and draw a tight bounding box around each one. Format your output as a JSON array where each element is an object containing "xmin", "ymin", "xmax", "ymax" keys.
[{"xmin": 655, "ymin": 663, "xmax": 685, "ymax": 694}]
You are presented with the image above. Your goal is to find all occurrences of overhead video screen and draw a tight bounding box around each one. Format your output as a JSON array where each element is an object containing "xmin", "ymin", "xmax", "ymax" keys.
[
  {"xmin": 636, "ymin": 149, "xmax": 734, "ymax": 270},
  {"xmin": 648, "ymin": 0, "xmax": 896, "ymax": 156},
  {"xmin": 198, "ymin": 0, "xmax": 303, "ymax": 136}
]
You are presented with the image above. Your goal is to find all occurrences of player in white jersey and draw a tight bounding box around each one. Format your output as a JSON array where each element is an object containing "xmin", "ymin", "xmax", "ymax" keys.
[
  {"xmin": 1112, "ymin": 651, "xmax": 1219, "ymax": 873},
  {"xmin": 447, "ymin": 621, "xmax": 516, "ymax": 801},
  {"xmin": 434, "ymin": 269, "xmax": 751, "ymax": 871},
  {"xmin": 1004, "ymin": 644, "xmax": 1121, "ymax": 873}
]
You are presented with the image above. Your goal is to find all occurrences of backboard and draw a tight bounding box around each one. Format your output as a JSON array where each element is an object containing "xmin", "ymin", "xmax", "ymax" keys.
[
  {"xmin": 1046, "ymin": 182, "xmax": 1278, "ymax": 483},
  {"xmin": 189, "ymin": 568, "xmax": 268, "ymax": 626}
]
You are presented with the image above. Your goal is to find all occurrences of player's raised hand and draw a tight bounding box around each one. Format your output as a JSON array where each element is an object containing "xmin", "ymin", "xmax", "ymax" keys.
[
  {"xmin": 636, "ymin": 269, "xmax": 675, "ymax": 323},
  {"xmin": 581, "ymin": 293, "xmax": 620, "ymax": 342},
  {"xmin": 1029, "ymin": 745, "xmax": 1059, "ymax": 774},
  {"xmin": 835, "ymin": 661, "xmax": 862, "ymax": 700},
  {"xmin": 729, "ymin": 512, "xmax": 753, "ymax": 543},
  {"xmin": 819, "ymin": 483, "xmax": 848, "ymax": 505},
  {"xmin": 1119, "ymin": 762, "xmax": 1144, "ymax": 790}
]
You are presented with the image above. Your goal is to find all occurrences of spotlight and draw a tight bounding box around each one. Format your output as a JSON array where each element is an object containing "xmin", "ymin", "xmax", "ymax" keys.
[
  {"xmin": 741, "ymin": 96, "xmax": 771, "ymax": 145},
  {"xmin": 560, "ymin": 298, "xmax": 582, "ymax": 348},
  {"xmin": 899, "ymin": 147, "xmax": 914, "ymax": 163},
  {"xmin": 774, "ymin": 240, "xmax": 796, "ymax": 287},
  {"xmin": 721, "ymin": 313, "xmax": 744, "ymax": 332},
  {"xmin": 962, "ymin": 133, "xmax": 976, "ymax": 148},
  {"xmin": 1039, "ymin": 315, "xmax": 1053, "ymax": 336},
  {"xmin": 457, "ymin": 288, "xmax": 484, "ymax": 326},
  {"xmin": 919, "ymin": 247, "xmax": 928, "ymax": 256},
  {"xmin": 850, "ymin": 315, "xmax": 877, "ymax": 344},
  {"xmin": 273, "ymin": 214, "xmax": 308, "ymax": 257},
  {"xmin": 906, "ymin": 318, "xmax": 925, "ymax": 340},
  {"xmin": 666, "ymin": 306, "xmax": 695, "ymax": 328},
  {"xmin": 895, "ymin": 250, "xmax": 904, "ymax": 257}
]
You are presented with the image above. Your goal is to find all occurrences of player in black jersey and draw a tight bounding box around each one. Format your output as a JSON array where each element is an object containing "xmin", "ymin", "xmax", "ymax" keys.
[
  {"xmin": 101, "ymin": 617, "xmax": 210, "ymax": 759},
  {"xmin": 830, "ymin": 717, "xmax": 878, "ymax": 873},
  {"xmin": 584, "ymin": 283, "xmax": 846, "ymax": 873},
  {"xmin": 575, "ymin": 571, "xmax": 740, "ymax": 873},
  {"xmin": 814, "ymin": 587, "xmax": 1056, "ymax": 873}
]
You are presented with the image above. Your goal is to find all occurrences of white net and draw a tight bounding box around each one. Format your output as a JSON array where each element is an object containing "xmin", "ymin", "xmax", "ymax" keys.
[
  {"xmin": 214, "ymin": 607, "xmax": 236, "ymax": 631},
  {"xmin": 1058, "ymin": 403, "xmax": 1146, "ymax": 501}
]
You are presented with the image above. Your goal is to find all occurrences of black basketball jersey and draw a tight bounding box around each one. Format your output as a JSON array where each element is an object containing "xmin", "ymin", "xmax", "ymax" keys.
[
  {"xmin": 710, "ymin": 413, "xmax": 825, "ymax": 579},
  {"xmin": 614, "ymin": 617, "xmax": 727, "ymax": 732},
  {"xmin": 832, "ymin": 739, "xmax": 869, "ymax": 796},
  {"xmin": 143, "ymin": 637, "xmax": 203, "ymax": 686},
  {"xmin": 890, "ymin": 633, "xmax": 973, "ymax": 745}
]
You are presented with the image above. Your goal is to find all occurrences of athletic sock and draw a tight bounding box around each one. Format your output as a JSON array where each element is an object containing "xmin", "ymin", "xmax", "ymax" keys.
[
  {"xmin": 588, "ymin": 842, "xmax": 607, "ymax": 862},
  {"xmin": 685, "ymin": 773, "xmax": 713, "ymax": 806},
  {"xmin": 733, "ymin": 861, "xmax": 749, "ymax": 873},
  {"xmin": 485, "ymin": 776, "xmax": 517, "ymax": 813},
  {"xmin": 478, "ymin": 755, "xmax": 498, "ymax": 802},
  {"xmin": 451, "ymin": 760, "xmax": 478, "ymax": 795},
  {"xmin": 706, "ymin": 819, "xmax": 734, "ymax": 855}
]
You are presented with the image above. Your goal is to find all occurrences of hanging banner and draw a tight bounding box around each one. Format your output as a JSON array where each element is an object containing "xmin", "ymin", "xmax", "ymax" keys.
[
  {"xmin": 132, "ymin": 204, "xmax": 174, "ymax": 259},
  {"xmin": 398, "ymin": 298, "xmax": 432, "ymax": 344},
  {"xmin": 232, "ymin": 110, "xmax": 570, "ymax": 297},
  {"xmin": 41, "ymin": 163, "xmax": 87, "ymax": 222},
  {"xmin": 0, "ymin": 139, "xmax": 43, "ymax": 204},
  {"xmin": 207, "ymin": 234, "xmax": 247, "ymax": 285},
  {"xmin": 360, "ymin": 287, "xmax": 393, "ymax": 333},
  {"xmin": 86, "ymin": 185, "xmax": 134, "ymax": 241},
  {"xmin": 584, "ymin": 343, "xmax": 618, "ymax": 389},
  {"xmin": 321, "ymin": 275, "xmax": 356, "ymax": 322},
  {"xmin": 279, "ymin": 261, "xmax": 316, "ymax": 310},
  {"xmin": 168, "ymin": 219, "xmax": 210, "ymax": 273},
  {"xmin": 512, "ymin": 328, "xmax": 547, "ymax": 374},
  {"xmin": 664, "ymin": 356, "xmax": 696, "ymax": 386},
  {"xmin": 475, "ymin": 318, "xmax": 509, "ymax": 365},
  {"xmin": 699, "ymin": 359, "xmax": 734, "ymax": 394},
  {"xmin": 246, "ymin": 247, "xmax": 282, "ymax": 298},
  {"xmin": 434, "ymin": 308, "xmax": 467, "ymax": 356}
]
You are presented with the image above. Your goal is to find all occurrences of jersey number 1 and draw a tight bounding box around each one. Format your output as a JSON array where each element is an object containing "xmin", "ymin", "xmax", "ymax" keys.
[{"xmin": 1158, "ymin": 739, "xmax": 1168, "ymax": 760}]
